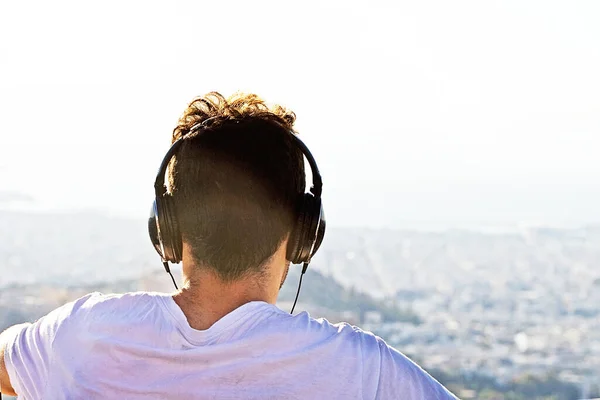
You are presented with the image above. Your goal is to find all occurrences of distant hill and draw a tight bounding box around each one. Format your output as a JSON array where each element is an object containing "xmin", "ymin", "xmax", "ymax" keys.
[{"xmin": 279, "ymin": 267, "xmax": 420, "ymax": 324}]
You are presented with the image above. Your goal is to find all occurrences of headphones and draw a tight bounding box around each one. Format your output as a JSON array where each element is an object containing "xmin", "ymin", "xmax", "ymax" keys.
[{"xmin": 148, "ymin": 120, "xmax": 326, "ymax": 297}]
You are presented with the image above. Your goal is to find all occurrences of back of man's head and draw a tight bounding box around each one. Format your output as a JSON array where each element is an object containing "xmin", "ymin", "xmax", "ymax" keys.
[{"xmin": 168, "ymin": 92, "xmax": 305, "ymax": 282}]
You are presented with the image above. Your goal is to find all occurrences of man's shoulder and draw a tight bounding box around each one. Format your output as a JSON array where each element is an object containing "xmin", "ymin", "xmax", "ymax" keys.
[
  {"xmin": 283, "ymin": 312, "xmax": 457, "ymax": 398},
  {"xmin": 49, "ymin": 291, "xmax": 168, "ymax": 334},
  {"xmin": 62, "ymin": 291, "xmax": 163, "ymax": 314},
  {"xmin": 284, "ymin": 310, "xmax": 383, "ymax": 349}
]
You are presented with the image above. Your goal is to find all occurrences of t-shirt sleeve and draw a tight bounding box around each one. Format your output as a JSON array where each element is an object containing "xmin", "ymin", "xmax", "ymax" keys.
[
  {"xmin": 3, "ymin": 292, "xmax": 100, "ymax": 399},
  {"xmin": 375, "ymin": 339, "xmax": 459, "ymax": 400}
]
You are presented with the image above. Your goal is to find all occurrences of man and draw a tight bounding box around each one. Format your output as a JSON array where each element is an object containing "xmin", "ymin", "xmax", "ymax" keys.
[{"xmin": 0, "ymin": 92, "xmax": 457, "ymax": 399}]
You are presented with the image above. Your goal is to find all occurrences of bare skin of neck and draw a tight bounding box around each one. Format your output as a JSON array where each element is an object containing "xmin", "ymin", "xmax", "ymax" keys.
[{"xmin": 172, "ymin": 240, "xmax": 291, "ymax": 331}]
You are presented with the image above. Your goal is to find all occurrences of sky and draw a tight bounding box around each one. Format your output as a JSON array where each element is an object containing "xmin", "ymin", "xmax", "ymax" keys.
[{"xmin": 1, "ymin": 0, "xmax": 599, "ymax": 228}]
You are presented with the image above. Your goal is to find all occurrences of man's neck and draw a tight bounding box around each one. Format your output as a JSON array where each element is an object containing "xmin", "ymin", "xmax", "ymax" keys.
[{"xmin": 172, "ymin": 267, "xmax": 279, "ymax": 331}]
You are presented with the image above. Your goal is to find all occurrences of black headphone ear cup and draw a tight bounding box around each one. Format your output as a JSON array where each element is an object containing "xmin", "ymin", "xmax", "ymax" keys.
[
  {"xmin": 155, "ymin": 195, "xmax": 171, "ymax": 260},
  {"xmin": 298, "ymin": 195, "xmax": 315, "ymax": 262},
  {"xmin": 164, "ymin": 196, "xmax": 183, "ymax": 263},
  {"xmin": 287, "ymin": 194, "xmax": 322, "ymax": 265},
  {"xmin": 148, "ymin": 200, "xmax": 164, "ymax": 259},
  {"xmin": 298, "ymin": 195, "xmax": 321, "ymax": 262},
  {"xmin": 155, "ymin": 195, "xmax": 183, "ymax": 263},
  {"xmin": 311, "ymin": 204, "xmax": 326, "ymax": 257},
  {"xmin": 287, "ymin": 196, "xmax": 306, "ymax": 264}
]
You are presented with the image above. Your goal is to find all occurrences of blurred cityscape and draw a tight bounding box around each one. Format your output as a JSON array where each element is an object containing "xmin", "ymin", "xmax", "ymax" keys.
[{"xmin": 1, "ymin": 210, "xmax": 599, "ymax": 399}]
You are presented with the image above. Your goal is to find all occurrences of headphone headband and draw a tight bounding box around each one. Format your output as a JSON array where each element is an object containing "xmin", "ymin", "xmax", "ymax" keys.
[{"xmin": 153, "ymin": 123, "xmax": 323, "ymax": 199}]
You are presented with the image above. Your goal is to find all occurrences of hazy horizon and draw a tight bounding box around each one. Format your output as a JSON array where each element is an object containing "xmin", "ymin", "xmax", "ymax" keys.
[{"xmin": 2, "ymin": 193, "xmax": 599, "ymax": 233}]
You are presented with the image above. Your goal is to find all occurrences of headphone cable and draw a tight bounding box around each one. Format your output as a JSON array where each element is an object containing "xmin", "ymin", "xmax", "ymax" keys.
[
  {"xmin": 163, "ymin": 261, "xmax": 179, "ymax": 290},
  {"xmin": 290, "ymin": 263, "xmax": 308, "ymax": 314}
]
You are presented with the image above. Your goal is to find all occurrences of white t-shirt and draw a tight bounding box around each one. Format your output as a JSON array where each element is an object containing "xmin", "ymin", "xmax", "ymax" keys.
[{"xmin": 5, "ymin": 292, "xmax": 457, "ymax": 399}]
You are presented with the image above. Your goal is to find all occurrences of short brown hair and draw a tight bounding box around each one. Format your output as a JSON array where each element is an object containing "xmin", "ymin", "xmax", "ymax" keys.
[{"xmin": 168, "ymin": 92, "xmax": 305, "ymax": 281}]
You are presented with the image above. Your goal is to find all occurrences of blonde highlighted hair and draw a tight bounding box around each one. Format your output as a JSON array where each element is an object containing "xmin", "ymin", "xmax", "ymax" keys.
[{"xmin": 173, "ymin": 92, "xmax": 297, "ymax": 142}]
